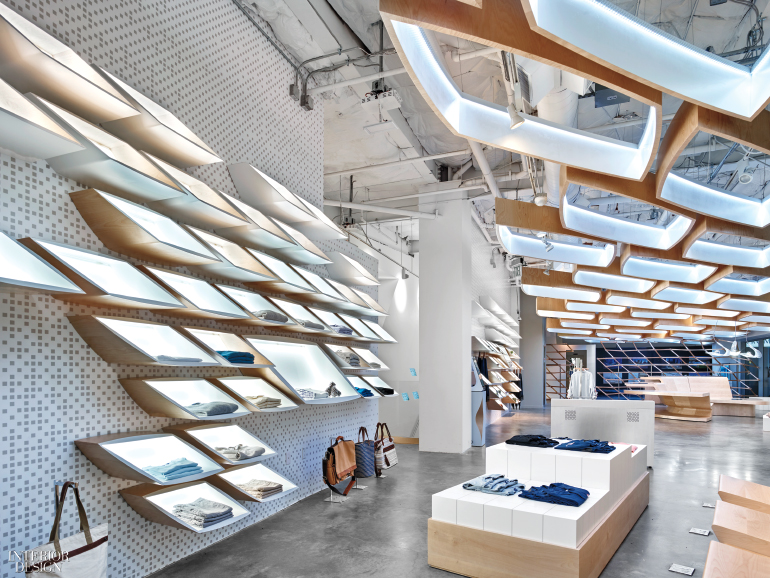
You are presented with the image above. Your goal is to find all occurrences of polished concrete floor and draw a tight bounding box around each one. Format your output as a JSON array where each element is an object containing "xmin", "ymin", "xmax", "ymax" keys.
[{"xmin": 151, "ymin": 409, "xmax": 770, "ymax": 578}]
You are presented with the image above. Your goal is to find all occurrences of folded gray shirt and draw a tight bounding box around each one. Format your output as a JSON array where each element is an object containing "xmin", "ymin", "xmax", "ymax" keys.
[
  {"xmin": 215, "ymin": 444, "xmax": 265, "ymax": 460},
  {"xmin": 173, "ymin": 497, "xmax": 232, "ymax": 519}
]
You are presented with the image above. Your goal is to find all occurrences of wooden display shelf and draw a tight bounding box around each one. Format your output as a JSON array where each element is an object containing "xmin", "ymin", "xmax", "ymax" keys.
[
  {"xmin": 285, "ymin": 267, "xmax": 351, "ymax": 308},
  {"xmin": 712, "ymin": 500, "xmax": 770, "ymax": 558},
  {"xmin": 702, "ymin": 541, "xmax": 770, "ymax": 578},
  {"xmin": 213, "ymin": 284, "xmax": 301, "ymax": 329},
  {"xmin": 120, "ymin": 377, "xmax": 250, "ymax": 420},
  {"xmin": 120, "ymin": 480, "xmax": 250, "ymax": 533},
  {"xmin": 70, "ymin": 189, "xmax": 221, "ymax": 267},
  {"xmin": 208, "ymin": 462, "xmax": 298, "ymax": 503},
  {"xmin": 161, "ymin": 422, "xmax": 277, "ymax": 466},
  {"xmin": 337, "ymin": 314, "xmax": 383, "ymax": 343},
  {"xmin": 487, "ymin": 399, "xmax": 506, "ymax": 411},
  {"xmin": 624, "ymin": 389, "xmax": 712, "ymax": 421},
  {"xmin": 75, "ymin": 432, "xmax": 223, "ymax": 484},
  {"xmin": 244, "ymin": 249, "xmax": 318, "ymax": 295},
  {"xmin": 28, "ymin": 95, "xmax": 185, "ymax": 204},
  {"xmin": 346, "ymin": 375, "xmax": 383, "ymax": 399},
  {"xmin": 305, "ymin": 307, "xmax": 362, "ymax": 341},
  {"xmin": 215, "ymin": 196, "xmax": 297, "ymax": 251},
  {"xmin": 179, "ymin": 327, "xmax": 273, "ymax": 368},
  {"xmin": 67, "ymin": 315, "xmax": 221, "ymax": 366},
  {"xmin": 361, "ymin": 375, "xmax": 399, "ymax": 397},
  {"xmin": 352, "ymin": 347, "xmax": 389, "ymax": 371},
  {"xmin": 363, "ymin": 319, "xmax": 397, "ymax": 343},
  {"xmin": 267, "ymin": 221, "xmax": 333, "ymax": 266},
  {"xmin": 0, "ymin": 232, "xmax": 84, "ymax": 295},
  {"xmin": 185, "ymin": 227, "xmax": 280, "ymax": 283},
  {"xmin": 235, "ymin": 368, "xmax": 305, "ymax": 407},
  {"xmin": 325, "ymin": 279, "xmax": 378, "ymax": 316},
  {"xmin": 140, "ymin": 266, "xmax": 254, "ymax": 322},
  {"xmin": 265, "ymin": 299, "xmax": 336, "ymax": 337},
  {"xmin": 96, "ymin": 66, "xmax": 222, "ymax": 168},
  {"xmin": 322, "ymin": 344, "xmax": 380, "ymax": 371},
  {"xmin": 427, "ymin": 473, "xmax": 649, "ymax": 578},
  {"xmin": 352, "ymin": 288, "xmax": 388, "ymax": 316},
  {"xmin": 326, "ymin": 251, "xmax": 380, "ymax": 286},
  {"xmin": 290, "ymin": 195, "xmax": 347, "ymax": 241},
  {"xmin": 209, "ymin": 375, "xmax": 301, "ymax": 412},
  {"xmin": 718, "ymin": 474, "xmax": 770, "ymax": 516}
]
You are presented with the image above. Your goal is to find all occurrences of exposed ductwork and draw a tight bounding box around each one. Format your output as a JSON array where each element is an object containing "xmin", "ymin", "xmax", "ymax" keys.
[
  {"xmin": 469, "ymin": 140, "xmax": 503, "ymax": 198},
  {"xmin": 537, "ymin": 88, "xmax": 579, "ymax": 207}
]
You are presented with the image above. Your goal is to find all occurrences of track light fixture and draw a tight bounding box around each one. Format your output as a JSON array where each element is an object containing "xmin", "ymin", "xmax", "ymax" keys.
[
  {"xmin": 507, "ymin": 104, "xmax": 525, "ymax": 129},
  {"xmin": 401, "ymin": 267, "xmax": 409, "ymax": 280}
]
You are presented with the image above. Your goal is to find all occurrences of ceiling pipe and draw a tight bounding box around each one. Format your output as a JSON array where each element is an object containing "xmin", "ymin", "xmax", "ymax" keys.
[
  {"xmin": 325, "ymin": 148, "xmax": 471, "ymax": 177},
  {"xmin": 361, "ymin": 183, "xmax": 487, "ymax": 204},
  {"xmin": 583, "ymin": 113, "xmax": 676, "ymax": 133},
  {"xmin": 469, "ymin": 140, "xmax": 503, "ymax": 198},
  {"xmin": 453, "ymin": 158, "xmax": 474, "ymax": 180},
  {"xmin": 538, "ymin": 88, "xmax": 578, "ymax": 207},
  {"xmin": 308, "ymin": 67, "xmax": 406, "ymax": 96},
  {"xmin": 448, "ymin": 46, "xmax": 499, "ymax": 62},
  {"xmin": 323, "ymin": 199, "xmax": 438, "ymax": 219}
]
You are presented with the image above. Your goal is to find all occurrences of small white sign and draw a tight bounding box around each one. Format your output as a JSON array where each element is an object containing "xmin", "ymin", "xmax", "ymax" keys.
[
  {"xmin": 689, "ymin": 528, "xmax": 710, "ymax": 536},
  {"xmin": 669, "ymin": 564, "xmax": 695, "ymax": 576},
  {"xmin": 702, "ymin": 502, "xmax": 716, "ymax": 508}
]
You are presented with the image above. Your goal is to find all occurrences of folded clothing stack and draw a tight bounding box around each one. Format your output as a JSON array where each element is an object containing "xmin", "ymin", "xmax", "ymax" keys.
[
  {"xmin": 236, "ymin": 479, "xmax": 283, "ymax": 500},
  {"xmin": 339, "ymin": 352, "xmax": 360, "ymax": 367},
  {"xmin": 144, "ymin": 457, "xmax": 203, "ymax": 481},
  {"xmin": 368, "ymin": 362, "xmax": 381, "ymax": 369},
  {"xmin": 296, "ymin": 388, "xmax": 329, "ymax": 400},
  {"xmin": 462, "ymin": 473, "xmax": 524, "ymax": 496},
  {"xmin": 186, "ymin": 401, "xmax": 240, "ymax": 417},
  {"xmin": 330, "ymin": 324, "xmax": 353, "ymax": 335},
  {"xmin": 245, "ymin": 395, "xmax": 282, "ymax": 409},
  {"xmin": 505, "ymin": 434, "xmax": 559, "ymax": 448},
  {"xmin": 215, "ymin": 444, "xmax": 265, "ymax": 461},
  {"xmin": 216, "ymin": 350, "xmax": 255, "ymax": 364},
  {"xmin": 375, "ymin": 386, "xmax": 394, "ymax": 395},
  {"xmin": 326, "ymin": 383, "xmax": 341, "ymax": 398},
  {"xmin": 519, "ymin": 483, "xmax": 590, "ymax": 507},
  {"xmin": 555, "ymin": 439, "xmax": 616, "ymax": 454},
  {"xmin": 157, "ymin": 354, "xmax": 202, "ymax": 363},
  {"xmin": 298, "ymin": 319, "xmax": 324, "ymax": 331},
  {"xmin": 173, "ymin": 497, "xmax": 233, "ymax": 528},
  {"xmin": 254, "ymin": 309, "xmax": 288, "ymax": 323},
  {"xmin": 354, "ymin": 386, "xmax": 374, "ymax": 397}
]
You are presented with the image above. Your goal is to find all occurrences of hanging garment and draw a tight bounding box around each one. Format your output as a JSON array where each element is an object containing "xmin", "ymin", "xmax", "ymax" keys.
[{"xmin": 567, "ymin": 370, "xmax": 596, "ymax": 400}]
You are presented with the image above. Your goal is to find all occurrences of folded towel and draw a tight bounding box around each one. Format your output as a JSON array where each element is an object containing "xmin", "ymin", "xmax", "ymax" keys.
[
  {"xmin": 215, "ymin": 444, "xmax": 266, "ymax": 460},
  {"xmin": 245, "ymin": 395, "xmax": 282, "ymax": 408},
  {"xmin": 237, "ymin": 479, "xmax": 283, "ymax": 499},
  {"xmin": 368, "ymin": 362, "xmax": 381, "ymax": 369},
  {"xmin": 298, "ymin": 319, "xmax": 324, "ymax": 331},
  {"xmin": 254, "ymin": 309, "xmax": 288, "ymax": 323},
  {"xmin": 144, "ymin": 458, "xmax": 202, "ymax": 481},
  {"xmin": 296, "ymin": 388, "xmax": 328, "ymax": 399},
  {"xmin": 354, "ymin": 386, "xmax": 374, "ymax": 397},
  {"xmin": 149, "ymin": 466, "xmax": 203, "ymax": 481},
  {"xmin": 157, "ymin": 355, "xmax": 202, "ymax": 363},
  {"xmin": 173, "ymin": 498, "xmax": 233, "ymax": 520},
  {"xmin": 330, "ymin": 324, "xmax": 353, "ymax": 335},
  {"xmin": 185, "ymin": 401, "xmax": 240, "ymax": 417},
  {"xmin": 176, "ymin": 511, "xmax": 233, "ymax": 528},
  {"xmin": 216, "ymin": 350, "xmax": 255, "ymax": 364}
]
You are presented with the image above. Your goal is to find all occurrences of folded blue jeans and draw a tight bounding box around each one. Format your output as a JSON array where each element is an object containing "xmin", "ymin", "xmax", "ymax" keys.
[
  {"xmin": 555, "ymin": 439, "xmax": 615, "ymax": 454},
  {"xmin": 519, "ymin": 483, "xmax": 590, "ymax": 507}
]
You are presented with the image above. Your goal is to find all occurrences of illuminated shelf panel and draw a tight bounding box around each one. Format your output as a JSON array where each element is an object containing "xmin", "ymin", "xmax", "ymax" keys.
[
  {"xmin": 352, "ymin": 347, "xmax": 389, "ymax": 371},
  {"xmin": 269, "ymin": 299, "xmax": 334, "ymax": 335},
  {"xmin": 162, "ymin": 423, "xmax": 277, "ymax": 466},
  {"xmin": 322, "ymin": 344, "xmax": 380, "ymax": 370},
  {"xmin": 352, "ymin": 288, "xmax": 388, "ymax": 317},
  {"xmin": 68, "ymin": 315, "xmax": 221, "ymax": 366},
  {"xmin": 120, "ymin": 377, "xmax": 250, "ymax": 420},
  {"xmin": 214, "ymin": 285, "xmax": 298, "ymax": 328},
  {"xmin": 346, "ymin": 375, "xmax": 382, "ymax": 399},
  {"xmin": 96, "ymin": 66, "xmax": 222, "ymax": 167},
  {"xmin": 339, "ymin": 314, "xmax": 382, "ymax": 341},
  {"xmin": 0, "ymin": 232, "xmax": 83, "ymax": 294},
  {"xmin": 242, "ymin": 337, "xmax": 361, "ymax": 404},
  {"xmin": 268, "ymin": 221, "xmax": 332, "ymax": 266},
  {"xmin": 326, "ymin": 279, "xmax": 378, "ymax": 316},
  {"xmin": 20, "ymin": 238, "xmax": 183, "ymax": 309},
  {"xmin": 291, "ymin": 195, "xmax": 347, "ymax": 241},
  {"xmin": 210, "ymin": 376, "xmax": 300, "ymax": 412},
  {"xmin": 120, "ymin": 481, "xmax": 250, "ymax": 533},
  {"xmin": 0, "ymin": 4, "xmax": 138, "ymax": 123},
  {"xmin": 145, "ymin": 154, "xmax": 246, "ymax": 229},
  {"xmin": 306, "ymin": 306, "xmax": 361, "ymax": 340},
  {"xmin": 28, "ymin": 95, "xmax": 184, "ymax": 204},
  {"xmin": 361, "ymin": 375, "xmax": 399, "ymax": 397},
  {"xmin": 142, "ymin": 267, "xmax": 252, "ymax": 321},
  {"xmin": 288, "ymin": 268, "xmax": 350, "ymax": 307},
  {"xmin": 326, "ymin": 252, "xmax": 380, "ymax": 286},
  {"xmin": 185, "ymin": 227, "xmax": 278, "ymax": 283},
  {"xmin": 480, "ymin": 296, "xmax": 518, "ymax": 328},
  {"xmin": 74, "ymin": 432, "xmax": 222, "ymax": 484},
  {"xmin": 209, "ymin": 463, "xmax": 298, "ymax": 503},
  {"xmin": 0, "ymin": 76, "xmax": 83, "ymax": 159},
  {"xmin": 179, "ymin": 327, "xmax": 273, "ymax": 368},
  {"xmin": 215, "ymin": 196, "xmax": 297, "ymax": 251},
  {"xmin": 70, "ymin": 189, "xmax": 220, "ymax": 266},
  {"xmin": 362, "ymin": 319, "xmax": 397, "ymax": 343},
  {"xmin": 245, "ymin": 250, "xmax": 318, "ymax": 295}
]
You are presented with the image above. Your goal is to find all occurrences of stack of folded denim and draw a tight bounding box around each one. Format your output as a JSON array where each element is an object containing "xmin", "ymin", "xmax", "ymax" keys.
[
  {"xmin": 555, "ymin": 439, "xmax": 616, "ymax": 454},
  {"xmin": 296, "ymin": 388, "xmax": 329, "ymax": 400},
  {"xmin": 368, "ymin": 362, "xmax": 381, "ymax": 369},
  {"xmin": 185, "ymin": 401, "xmax": 239, "ymax": 417},
  {"xmin": 326, "ymin": 383, "xmax": 341, "ymax": 397},
  {"xmin": 330, "ymin": 324, "xmax": 353, "ymax": 335},
  {"xmin": 215, "ymin": 444, "xmax": 265, "ymax": 461},
  {"xmin": 354, "ymin": 386, "xmax": 374, "ymax": 397},
  {"xmin": 216, "ymin": 350, "xmax": 255, "ymax": 364},
  {"xmin": 462, "ymin": 474, "xmax": 524, "ymax": 496},
  {"xmin": 254, "ymin": 309, "xmax": 288, "ymax": 323},
  {"xmin": 298, "ymin": 319, "xmax": 324, "ymax": 331},
  {"xmin": 245, "ymin": 395, "xmax": 282, "ymax": 409},
  {"xmin": 144, "ymin": 457, "xmax": 203, "ymax": 481},
  {"xmin": 173, "ymin": 498, "xmax": 233, "ymax": 528},
  {"xmin": 505, "ymin": 434, "xmax": 559, "ymax": 448},
  {"xmin": 519, "ymin": 483, "xmax": 590, "ymax": 507},
  {"xmin": 339, "ymin": 352, "xmax": 360, "ymax": 367},
  {"xmin": 236, "ymin": 479, "xmax": 283, "ymax": 500}
]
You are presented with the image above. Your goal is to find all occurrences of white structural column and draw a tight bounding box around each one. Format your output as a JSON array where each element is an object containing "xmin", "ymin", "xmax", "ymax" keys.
[
  {"xmin": 520, "ymin": 292, "xmax": 545, "ymax": 408},
  {"xmin": 419, "ymin": 198, "xmax": 472, "ymax": 452}
]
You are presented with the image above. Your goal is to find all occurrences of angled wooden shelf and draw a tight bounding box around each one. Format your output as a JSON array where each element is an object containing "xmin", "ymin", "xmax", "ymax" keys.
[
  {"xmin": 305, "ymin": 306, "xmax": 361, "ymax": 340},
  {"xmin": 703, "ymin": 541, "xmax": 770, "ymax": 578},
  {"xmin": 267, "ymin": 298, "xmax": 335, "ymax": 336},
  {"xmin": 145, "ymin": 153, "xmax": 247, "ymax": 229},
  {"xmin": 352, "ymin": 347, "xmax": 389, "ymax": 371},
  {"xmin": 96, "ymin": 66, "xmax": 222, "ymax": 167},
  {"xmin": 361, "ymin": 375, "xmax": 399, "ymax": 397},
  {"xmin": 352, "ymin": 288, "xmax": 388, "ymax": 317},
  {"xmin": 268, "ymin": 221, "xmax": 333, "ymax": 265},
  {"xmin": 0, "ymin": 232, "xmax": 84, "ymax": 295},
  {"xmin": 141, "ymin": 266, "xmax": 253, "ymax": 321},
  {"xmin": 179, "ymin": 327, "xmax": 273, "ymax": 368},
  {"xmin": 161, "ymin": 422, "xmax": 277, "ymax": 466},
  {"xmin": 68, "ymin": 315, "xmax": 221, "ymax": 366},
  {"xmin": 712, "ymin": 500, "xmax": 770, "ymax": 558},
  {"xmin": 326, "ymin": 251, "xmax": 380, "ymax": 286},
  {"xmin": 120, "ymin": 480, "xmax": 250, "ymax": 533},
  {"xmin": 209, "ymin": 375, "xmax": 300, "ymax": 412},
  {"xmin": 213, "ymin": 284, "xmax": 299, "ymax": 328},
  {"xmin": 70, "ymin": 189, "xmax": 220, "ymax": 267},
  {"xmin": 120, "ymin": 377, "xmax": 250, "ymax": 420},
  {"xmin": 209, "ymin": 462, "xmax": 298, "ymax": 503},
  {"xmin": 0, "ymin": 76, "xmax": 84, "ymax": 159},
  {"xmin": 185, "ymin": 227, "xmax": 279, "ymax": 283},
  {"xmin": 242, "ymin": 336, "xmax": 361, "ymax": 404},
  {"xmin": 27, "ymin": 95, "xmax": 185, "ymax": 204},
  {"xmin": 0, "ymin": 4, "xmax": 138, "ymax": 123},
  {"xmin": 718, "ymin": 475, "xmax": 770, "ymax": 516},
  {"xmin": 291, "ymin": 195, "xmax": 347, "ymax": 241},
  {"xmin": 346, "ymin": 375, "xmax": 383, "ymax": 399},
  {"xmin": 215, "ymin": 196, "xmax": 297, "ymax": 251},
  {"xmin": 338, "ymin": 314, "xmax": 383, "ymax": 342},
  {"xmin": 288, "ymin": 267, "xmax": 351, "ymax": 307},
  {"xmin": 19, "ymin": 238, "xmax": 184, "ymax": 309},
  {"xmin": 322, "ymin": 344, "xmax": 378, "ymax": 371},
  {"xmin": 244, "ymin": 249, "xmax": 318, "ymax": 295},
  {"xmin": 325, "ymin": 279, "xmax": 377, "ymax": 316},
  {"xmin": 75, "ymin": 432, "xmax": 223, "ymax": 484},
  {"xmin": 362, "ymin": 319, "xmax": 397, "ymax": 343}
]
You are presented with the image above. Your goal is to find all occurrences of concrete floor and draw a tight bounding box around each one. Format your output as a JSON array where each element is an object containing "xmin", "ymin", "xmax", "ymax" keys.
[{"xmin": 150, "ymin": 409, "xmax": 770, "ymax": 578}]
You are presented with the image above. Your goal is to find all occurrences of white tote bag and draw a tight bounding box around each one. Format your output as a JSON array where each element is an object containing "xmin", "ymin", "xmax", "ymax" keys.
[
  {"xmin": 25, "ymin": 482, "xmax": 108, "ymax": 578},
  {"xmin": 375, "ymin": 422, "xmax": 398, "ymax": 470}
]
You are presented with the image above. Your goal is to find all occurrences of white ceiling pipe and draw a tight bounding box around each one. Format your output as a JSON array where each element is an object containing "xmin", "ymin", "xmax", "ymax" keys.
[
  {"xmin": 448, "ymin": 46, "xmax": 499, "ymax": 63},
  {"xmin": 308, "ymin": 67, "xmax": 406, "ymax": 96},
  {"xmin": 361, "ymin": 183, "xmax": 487, "ymax": 204},
  {"xmin": 453, "ymin": 158, "xmax": 474, "ymax": 180},
  {"xmin": 583, "ymin": 113, "xmax": 676, "ymax": 134},
  {"xmin": 538, "ymin": 88, "xmax": 579, "ymax": 206},
  {"xmin": 469, "ymin": 140, "xmax": 503, "ymax": 198},
  {"xmin": 462, "ymin": 169, "xmax": 528, "ymax": 186},
  {"xmin": 324, "ymin": 148, "xmax": 471, "ymax": 177},
  {"xmin": 323, "ymin": 199, "xmax": 437, "ymax": 219}
]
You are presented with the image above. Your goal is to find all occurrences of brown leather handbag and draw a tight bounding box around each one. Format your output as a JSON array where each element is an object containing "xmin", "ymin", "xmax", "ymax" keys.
[{"xmin": 322, "ymin": 436, "xmax": 357, "ymax": 495}]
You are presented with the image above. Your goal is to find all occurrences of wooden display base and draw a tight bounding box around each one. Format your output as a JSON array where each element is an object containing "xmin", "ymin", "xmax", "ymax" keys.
[{"xmin": 428, "ymin": 473, "xmax": 649, "ymax": 578}]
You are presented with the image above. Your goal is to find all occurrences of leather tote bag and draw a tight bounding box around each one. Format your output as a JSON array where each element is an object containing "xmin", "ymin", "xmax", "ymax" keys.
[
  {"xmin": 354, "ymin": 427, "xmax": 376, "ymax": 478},
  {"xmin": 375, "ymin": 422, "xmax": 398, "ymax": 470},
  {"xmin": 322, "ymin": 436, "xmax": 357, "ymax": 495},
  {"xmin": 25, "ymin": 481, "xmax": 108, "ymax": 578}
]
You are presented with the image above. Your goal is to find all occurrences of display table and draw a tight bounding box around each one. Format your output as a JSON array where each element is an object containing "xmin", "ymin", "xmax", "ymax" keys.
[
  {"xmin": 551, "ymin": 399, "xmax": 655, "ymax": 467},
  {"xmin": 624, "ymin": 389, "xmax": 712, "ymax": 422}
]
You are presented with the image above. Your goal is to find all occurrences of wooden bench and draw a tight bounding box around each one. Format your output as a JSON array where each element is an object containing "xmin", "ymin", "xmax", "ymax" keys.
[
  {"xmin": 712, "ymin": 500, "xmax": 770, "ymax": 557},
  {"xmin": 719, "ymin": 474, "xmax": 770, "ymax": 516},
  {"xmin": 703, "ymin": 541, "xmax": 770, "ymax": 578},
  {"xmin": 624, "ymin": 389, "xmax": 711, "ymax": 421}
]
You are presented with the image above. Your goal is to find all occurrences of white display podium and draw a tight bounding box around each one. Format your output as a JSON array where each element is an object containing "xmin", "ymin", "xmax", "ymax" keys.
[{"xmin": 551, "ymin": 399, "xmax": 655, "ymax": 467}]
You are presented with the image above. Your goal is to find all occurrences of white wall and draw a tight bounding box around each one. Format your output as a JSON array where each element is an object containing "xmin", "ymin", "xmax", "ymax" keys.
[{"xmin": 520, "ymin": 292, "xmax": 546, "ymax": 408}]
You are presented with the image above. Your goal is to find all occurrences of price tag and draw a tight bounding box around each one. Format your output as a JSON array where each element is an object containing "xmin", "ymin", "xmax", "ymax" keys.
[
  {"xmin": 401, "ymin": 393, "xmax": 410, "ymax": 401},
  {"xmin": 689, "ymin": 528, "xmax": 710, "ymax": 536},
  {"xmin": 413, "ymin": 392, "xmax": 419, "ymax": 399},
  {"xmin": 669, "ymin": 564, "xmax": 695, "ymax": 576},
  {"xmin": 702, "ymin": 502, "xmax": 715, "ymax": 508}
]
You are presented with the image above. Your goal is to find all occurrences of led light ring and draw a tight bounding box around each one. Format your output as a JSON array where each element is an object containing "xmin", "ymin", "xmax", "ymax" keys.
[
  {"xmin": 620, "ymin": 250, "xmax": 716, "ymax": 284},
  {"xmin": 650, "ymin": 281, "xmax": 724, "ymax": 306},
  {"xmin": 389, "ymin": 20, "xmax": 658, "ymax": 180},
  {"xmin": 497, "ymin": 226, "xmax": 615, "ymax": 267}
]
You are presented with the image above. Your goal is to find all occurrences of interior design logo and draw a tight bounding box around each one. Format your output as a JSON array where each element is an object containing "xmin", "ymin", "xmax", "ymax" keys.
[{"xmin": 9, "ymin": 550, "xmax": 69, "ymax": 573}]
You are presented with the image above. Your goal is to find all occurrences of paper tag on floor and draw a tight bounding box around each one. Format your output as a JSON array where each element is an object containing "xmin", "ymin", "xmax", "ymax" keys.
[
  {"xmin": 689, "ymin": 528, "xmax": 710, "ymax": 536},
  {"xmin": 702, "ymin": 502, "xmax": 715, "ymax": 508},
  {"xmin": 669, "ymin": 564, "xmax": 695, "ymax": 575}
]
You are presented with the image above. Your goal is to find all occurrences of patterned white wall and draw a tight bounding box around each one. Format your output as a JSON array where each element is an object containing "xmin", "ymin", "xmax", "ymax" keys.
[{"xmin": 0, "ymin": 1, "xmax": 381, "ymax": 577}]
